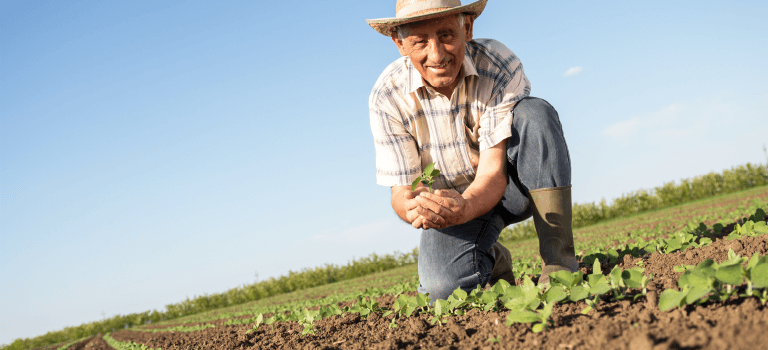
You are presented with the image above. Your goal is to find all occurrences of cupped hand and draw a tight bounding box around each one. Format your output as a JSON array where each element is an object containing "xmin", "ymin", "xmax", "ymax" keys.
[{"xmin": 415, "ymin": 189, "xmax": 468, "ymax": 229}]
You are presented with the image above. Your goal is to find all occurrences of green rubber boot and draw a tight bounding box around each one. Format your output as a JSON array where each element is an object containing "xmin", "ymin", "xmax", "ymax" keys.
[{"xmin": 529, "ymin": 185, "xmax": 579, "ymax": 285}]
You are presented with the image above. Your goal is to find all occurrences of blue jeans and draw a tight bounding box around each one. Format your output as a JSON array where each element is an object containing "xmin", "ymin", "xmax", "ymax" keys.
[{"xmin": 417, "ymin": 97, "xmax": 572, "ymax": 300}]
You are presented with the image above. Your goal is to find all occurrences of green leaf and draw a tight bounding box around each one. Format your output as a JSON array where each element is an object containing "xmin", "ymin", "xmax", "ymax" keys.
[
  {"xmin": 506, "ymin": 311, "xmax": 540, "ymax": 324},
  {"xmin": 621, "ymin": 269, "xmax": 644, "ymax": 289},
  {"xmin": 544, "ymin": 286, "xmax": 567, "ymax": 303},
  {"xmin": 551, "ymin": 270, "xmax": 575, "ymax": 286},
  {"xmin": 752, "ymin": 262, "xmax": 768, "ymax": 289},
  {"xmin": 532, "ymin": 323, "xmax": 545, "ymax": 333},
  {"xmin": 423, "ymin": 163, "xmax": 435, "ymax": 177},
  {"xmin": 659, "ymin": 289, "xmax": 685, "ymax": 311},
  {"xmin": 666, "ymin": 237, "xmax": 682, "ymax": 252},
  {"xmin": 592, "ymin": 259, "xmax": 602, "ymax": 275},
  {"xmin": 610, "ymin": 267, "xmax": 624, "ymax": 287},
  {"xmin": 748, "ymin": 252, "xmax": 760, "ymax": 270},
  {"xmin": 411, "ymin": 177, "xmax": 422, "ymax": 192},
  {"xmin": 416, "ymin": 293, "xmax": 430, "ymax": 307},
  {"xmin": 754, "ymin": 221, "xmax": 768, "ymax": 234},
  {"xmin": 452, "ymin": 288, "xmax": 468, "ymax": 300},
  {"xmin": 431, "ymin": 169, "xmax": 441, "ymax": 178},
  {"xmin": 685, "ymin": 286, "xmax": 711, "ymax": 305},
  {"xmin": 434, "ymin": 299, "xmax": 444, "ymax": 316},
  {"xmin": 569, "ymin": 285, "xmax": 589, "ymax": 301},
  {"xmin": 715, "ymin": 263, "xmax": 744, "ymax": 286},
  {"xmin": 699, "ymin": 237, "xmax": 713, "ymax": 246}
]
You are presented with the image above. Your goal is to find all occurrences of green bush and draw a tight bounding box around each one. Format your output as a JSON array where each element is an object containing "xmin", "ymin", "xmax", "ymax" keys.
[{"xmin": 500, "ymin": 162, "xmax": 768, "ymax": 243}]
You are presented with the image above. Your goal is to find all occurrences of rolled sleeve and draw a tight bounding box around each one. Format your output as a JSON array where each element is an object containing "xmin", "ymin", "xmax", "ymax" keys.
[{"xmin": 477, "ymin": 47, "xmax": 531, "ymax": 151}]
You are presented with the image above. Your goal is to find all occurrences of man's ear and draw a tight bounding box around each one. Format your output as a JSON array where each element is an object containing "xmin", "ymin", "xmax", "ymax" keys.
[
  {"xmin": 390, "ymin": 32, "xmax": 409, "ymax": 56},
  {"xmin": 463, "ymin": 14, "xmax": 475, "ymax": 42}
]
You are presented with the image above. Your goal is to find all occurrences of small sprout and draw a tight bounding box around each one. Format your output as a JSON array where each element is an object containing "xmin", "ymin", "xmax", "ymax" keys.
[
  {"xmin": 411, "ymin": 163, "xmax": 441, "ymax": 192},
  {"xmin": 488, "ymin": 335, "xmax": 501, "ymax": 343}
]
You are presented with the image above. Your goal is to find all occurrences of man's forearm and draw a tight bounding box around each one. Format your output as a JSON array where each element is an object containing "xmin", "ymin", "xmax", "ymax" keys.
[{"xmin": 457, "ymin": 164, "xmax": 507, "ymax": 223}]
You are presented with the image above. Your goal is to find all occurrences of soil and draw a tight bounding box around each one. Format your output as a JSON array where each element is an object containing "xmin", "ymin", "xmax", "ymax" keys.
[
  {"xmin": 103, "ymin": 215, "xmax": 768, "ymax": 349},
  {"xmin": 69, "ymin": 336, "xmax": 113, "ymax": 350}
]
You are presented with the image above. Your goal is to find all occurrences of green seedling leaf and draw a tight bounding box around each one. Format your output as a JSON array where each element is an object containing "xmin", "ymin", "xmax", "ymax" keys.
[
  {"xmin": 452, "ymin": 288, "xmax": 468, "ymax": 300},
  {"xmin": 752, "ymin": 261, "xmax": 768, "ymax": 289},
  {"xmin": 423, "ymin": 163, "xmax": 435, "ymax": 176},
  {"xmin": 544, "ymin": 286, "xmax": 567, "ymax": 303},
  {"xmin": 569, "ymin": 285, "xmax": 589, "ymax": 301},
  {"xmin": 748, "ymin": 252, "xmax": 760, "ymax": 270},
  {"xmin": 416, "ymin": 293, "xmax": 430, "ymax": 308},
  {"xmin": 621, "ymin": 269, "xmax": 644, "ymax": 289},
  {"xmin": 685, "ymin": 286, "xmax": 712, "ymax": 305},
  {"xmin": 532, "ymin": 323, "xmax": 545, "ymax": 333},
  {"xmin": 609, "ymin": 267, "xmax": 624, "ymax": 288},
  {"xmin": 410, "ymin": 177, "xmax": 422, "ymax": 192},
  {"xmin": 551, "ymin": 270, "xmax": 575, "ymax": 287},
  {"xmin": 659, "ymin": 289, "xmax": 686, "ymax": 311},
  {"xmin": 716, "ymin": 263, "xmax": 744, "ymax": 286},
  {"xmin": 754, "ymin": 221, "xmax": 768, "ymax": 234},
  {"xmin": 492, "ymin": 279, "xmax": 513, "ymax": 295},
  {"xmin": 506, "ymin": 310, "xmax": 539, "ymax": 324},
  {"xmin": 488, "ymin": 335, "xmax": 501, "ymax": 343},
  {"xmin": 592, "ymin": 259, "xmax": 602, "ymax": 275}
]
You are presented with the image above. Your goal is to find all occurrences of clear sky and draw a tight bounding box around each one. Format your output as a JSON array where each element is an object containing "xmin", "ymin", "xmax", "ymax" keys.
[{"xmin": 1, "ymin": 0, "xmax": 766, "ymax": 345}]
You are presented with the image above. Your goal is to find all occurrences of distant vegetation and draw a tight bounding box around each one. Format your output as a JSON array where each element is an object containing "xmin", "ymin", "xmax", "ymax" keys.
[
  {"xmin": 499, "ymin": 162, "xmax": 768, "ymax": 243},
  {"xmin": 4, "ymin": 161, "xmax": 767, "ymax": 350}
]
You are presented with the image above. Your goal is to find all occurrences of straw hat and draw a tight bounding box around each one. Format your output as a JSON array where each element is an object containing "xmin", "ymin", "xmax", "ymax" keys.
[{"xmin": 367, "ymin": 0, "xmax": 488, "ymax": 36}]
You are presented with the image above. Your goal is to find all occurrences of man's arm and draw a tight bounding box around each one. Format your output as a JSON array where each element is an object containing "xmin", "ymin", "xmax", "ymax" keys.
[{"xmin": 415, "ymin": 139, "xmax": 508, "ymax": 229}]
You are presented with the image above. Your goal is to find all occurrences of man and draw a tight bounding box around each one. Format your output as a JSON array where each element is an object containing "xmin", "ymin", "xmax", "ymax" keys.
[{"xmin": 367, "ymin": 0, "xmax": 578, "ymax": 301}]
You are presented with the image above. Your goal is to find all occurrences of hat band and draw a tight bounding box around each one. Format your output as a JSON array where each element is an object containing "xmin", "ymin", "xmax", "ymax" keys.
[{"xmin": 396, "ymin": 0, "xmax": 462, "ymax": 18}]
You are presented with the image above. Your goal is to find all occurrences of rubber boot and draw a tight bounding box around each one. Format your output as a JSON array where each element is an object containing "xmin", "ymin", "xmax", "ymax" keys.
[
  {"xmin": 529, "ymin": 185, "xmax": 578, "ymax": 285},
  {"xmin": 489, "ymin": 241, "xmax": 516, "ymax": 286}
]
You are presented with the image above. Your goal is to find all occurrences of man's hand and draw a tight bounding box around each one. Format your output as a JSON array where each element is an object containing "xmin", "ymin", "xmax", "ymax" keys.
[
  {"xmin": 415, "ymin": 189, "xmax": 468, "ymax": 229},
  {"xmin": 392, "ymin": 184, "xmax": 447, "ymax": 229}
]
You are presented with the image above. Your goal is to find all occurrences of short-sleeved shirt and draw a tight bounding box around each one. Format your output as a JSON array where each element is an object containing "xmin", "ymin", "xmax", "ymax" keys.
[{"xmin": 369, "ymin": 39, "xmax": 531, "ymax": 193}]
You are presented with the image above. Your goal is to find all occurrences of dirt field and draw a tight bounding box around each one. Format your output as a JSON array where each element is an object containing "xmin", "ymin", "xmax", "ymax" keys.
[{"xmin": 99, "ymin": 216, "xmax": 768, "ymax": 349}]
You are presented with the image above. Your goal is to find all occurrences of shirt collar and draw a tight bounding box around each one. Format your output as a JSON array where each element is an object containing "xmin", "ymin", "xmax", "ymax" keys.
[{"xmin": 404, "ymin": 47, "xmax": 479, "ymax": 95}]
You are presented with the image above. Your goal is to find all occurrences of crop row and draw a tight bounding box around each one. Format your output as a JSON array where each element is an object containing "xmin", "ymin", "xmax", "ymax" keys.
[{"xmin": 119, "ymin": 208, "xmax": 768, "ymax": 340}]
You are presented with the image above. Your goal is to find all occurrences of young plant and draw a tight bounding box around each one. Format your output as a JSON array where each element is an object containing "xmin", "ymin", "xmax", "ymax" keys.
[
  {"xmin": 411, "ymin": 163, "xmax": 440, "ymax": 193},
  {"xmin": 506, "ymin": 301, "xmax": 554, "ymax": 333}
]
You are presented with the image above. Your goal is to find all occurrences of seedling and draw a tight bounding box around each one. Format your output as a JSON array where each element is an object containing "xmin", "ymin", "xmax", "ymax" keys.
[
  {"xmin": 488, "ymin": 335, "xmax": 501, "ymax": 343},
  {"xmin": 411, "ymin": 163, "xmax": 440, "ymax": 192},
  {"xmin": 245, "ymin": 313, "xmax": 264, "ymax": 334}
]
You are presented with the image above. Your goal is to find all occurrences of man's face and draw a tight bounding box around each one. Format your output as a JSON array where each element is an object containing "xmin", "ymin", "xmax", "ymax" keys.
[{"xmin": 391, "ymin": 14, "xmax": 474, "ymax": 96}]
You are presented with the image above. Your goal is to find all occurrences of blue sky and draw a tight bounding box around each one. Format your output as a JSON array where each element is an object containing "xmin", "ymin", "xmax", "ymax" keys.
[{"xmin": 1, "ymin": 0, "xmax": 766, "ymax": 344}]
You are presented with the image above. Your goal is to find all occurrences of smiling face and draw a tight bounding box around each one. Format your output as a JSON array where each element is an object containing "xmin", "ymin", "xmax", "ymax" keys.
[{"xmin": 391, "ymin": 14, "xmax": 474, "ymax": 97}]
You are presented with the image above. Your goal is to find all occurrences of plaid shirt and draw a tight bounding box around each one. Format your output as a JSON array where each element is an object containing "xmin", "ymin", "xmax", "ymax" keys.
[{"xmin": 369, "ymin": 39, "xmax": 531, "ymax": 192}]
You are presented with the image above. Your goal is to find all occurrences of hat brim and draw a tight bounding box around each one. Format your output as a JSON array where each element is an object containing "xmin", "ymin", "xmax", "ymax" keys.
[{"xmin": 366, "ymin": 0, "xmax": 488, "ymax": 36}]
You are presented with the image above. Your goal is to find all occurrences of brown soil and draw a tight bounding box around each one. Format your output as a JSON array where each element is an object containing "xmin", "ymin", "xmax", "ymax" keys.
[
  {"xmin": 107, "ymin": 214, "xmax": 768, "ymax": 349},
  {"xmin": 69, "ymin": 336, "xmax": 113, "ymax": 350}
]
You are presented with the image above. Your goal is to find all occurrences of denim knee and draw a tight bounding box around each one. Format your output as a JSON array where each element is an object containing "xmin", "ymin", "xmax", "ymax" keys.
[
  {"xmin": 417, "ymin": 212, "xmax": 503, "ymax": 301},
  {"xmin": 507, "ymin": 97, "xmax": 571, "ymax": 191}
]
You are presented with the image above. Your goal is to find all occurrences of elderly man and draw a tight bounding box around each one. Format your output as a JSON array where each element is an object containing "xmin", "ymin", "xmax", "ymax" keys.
[{"xmin": 367, "ymin": 0, "xmax": 578, "ymax": 301}]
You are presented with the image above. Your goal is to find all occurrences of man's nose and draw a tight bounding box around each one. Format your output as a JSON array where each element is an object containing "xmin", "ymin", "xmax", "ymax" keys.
[{"xmin": 426, "ymin": 39, "xmax": 447, "ymax": 64}]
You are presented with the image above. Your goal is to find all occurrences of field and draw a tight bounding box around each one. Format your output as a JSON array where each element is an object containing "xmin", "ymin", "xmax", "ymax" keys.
[{"xmin": 27, "ymin": 185, "xmax": 768, "ymax": 350}]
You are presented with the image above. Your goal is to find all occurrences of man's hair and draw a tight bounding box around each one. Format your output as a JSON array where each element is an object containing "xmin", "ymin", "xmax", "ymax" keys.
[{"xmin": 396, "ymin": 13, "xmax": 466, "ymax": 41}]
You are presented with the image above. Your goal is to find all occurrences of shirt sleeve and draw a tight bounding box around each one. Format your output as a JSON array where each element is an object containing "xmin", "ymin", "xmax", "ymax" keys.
[
  {"xmin": 477, "ymin": 43, "xmax": 531, "ymax": 152},
  {"xmin": 369, "ymin": 90, "xmax": 422, "ymax": 187}
]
